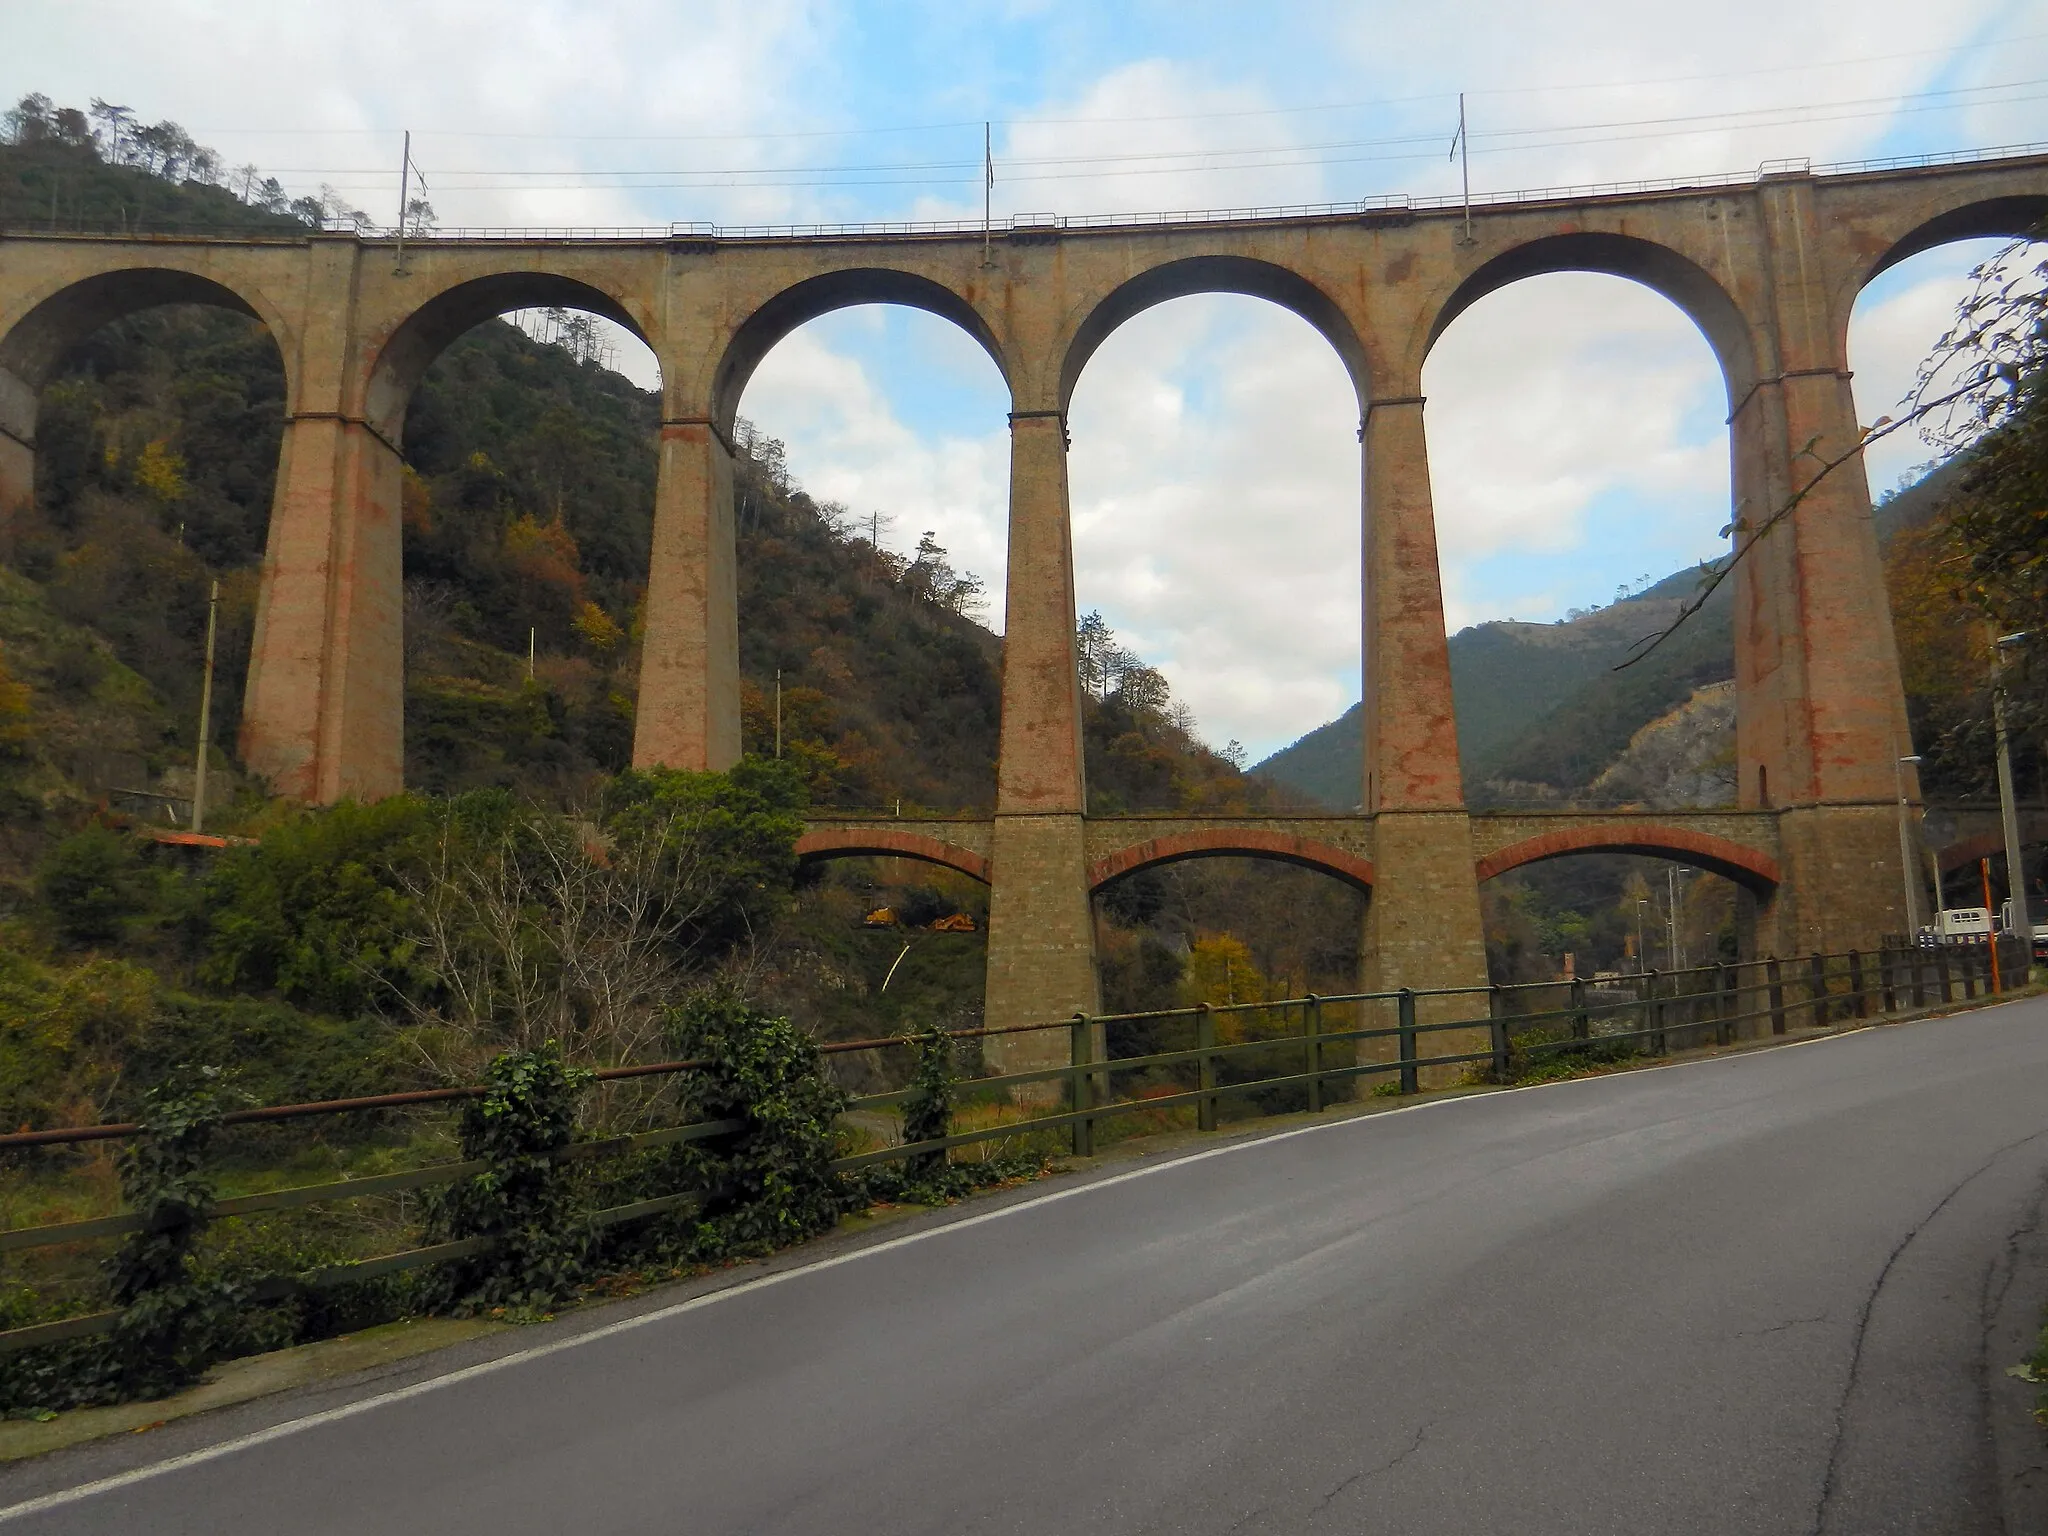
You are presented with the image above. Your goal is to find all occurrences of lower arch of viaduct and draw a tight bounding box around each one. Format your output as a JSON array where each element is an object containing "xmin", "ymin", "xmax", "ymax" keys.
[{"xmin": 4, "ymin": 152, "xmax": 2046, "ymax": 1072}]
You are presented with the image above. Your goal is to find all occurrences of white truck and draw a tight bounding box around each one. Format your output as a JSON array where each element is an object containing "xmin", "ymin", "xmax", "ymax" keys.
[
  {"xmin": 1925, "ymin": 907, "xmax": 1994, "ymax": 941},
  {"xmin": 1999, "ymin": 899, "xmax": 2048, "ymax": 961}
]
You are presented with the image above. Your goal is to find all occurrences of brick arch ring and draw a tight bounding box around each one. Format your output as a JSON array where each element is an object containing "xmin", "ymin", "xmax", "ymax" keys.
[
  {"xmin": 1931, "ymin": 830, "xmax": 2048, "ymax": 877},
  {"xmin": 1475, "ymin": 824, "xmax": 1781, "ymax": 892},
  {"xmin": 793, "ymin": 828, "xmax": 990, "ymax": 884},
  {"xmin": 1087, "ymin": 829, "xmax": 1375, "ymax": 893}
]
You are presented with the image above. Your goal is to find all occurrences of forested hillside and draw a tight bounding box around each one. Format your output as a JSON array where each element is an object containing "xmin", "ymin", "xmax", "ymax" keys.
[
  {"xmin": 1256, "ymin": 462, "xmax": 2010, "ymax": 815},
  {"xmin": 1254, "ymin": 572, "xmax": 1731, "ymax": 809}
]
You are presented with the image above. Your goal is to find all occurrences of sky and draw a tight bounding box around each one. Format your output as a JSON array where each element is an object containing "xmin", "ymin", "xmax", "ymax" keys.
[{"xmin": 8, "ymin": 0, "xmax": 2047, "ymax": 756}]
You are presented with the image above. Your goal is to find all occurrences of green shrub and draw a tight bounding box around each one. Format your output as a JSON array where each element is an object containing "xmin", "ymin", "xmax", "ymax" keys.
[
  {"xmin": 0, "ymin": 952, "xmax": 156, "ymax": 1132},
  {"xmin": 899, "ymin": 1021, "xmax": 953, "ymax": 1177},
  {"xmin": 200, "ymin": 796, "xmax": 438, "ymax": 1012},
  {"xmin": 664, "ymin": 994, "xmax": 849, "ymax": 1257},
  {"xmin": 97, "ymin": 1070, "xmax": 248, "ymax": 1400},
  {"xmin": 36, "ymin": 825, "xmax": 153, "ymax": 945},
  {"xmin": 431, "ymin": 1042, "xmax": 593, "ymax": 1315},
  {"xmin": 600, "ymin": 758, "xmax": 808, "ymax": 957},
  {"xmin": 861, "ymin": 1021, "xmax": 1043, "ymax": 1206}
]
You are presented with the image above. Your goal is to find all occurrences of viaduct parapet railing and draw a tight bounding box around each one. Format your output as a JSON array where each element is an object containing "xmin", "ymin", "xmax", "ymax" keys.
[
  {"xmin": 7, "ymin": 144, "xmax": 2048, "ymax": 1059},
  {"xmin": 14, "ymin": 140, "xmax": 2044, "ymax": 246}
]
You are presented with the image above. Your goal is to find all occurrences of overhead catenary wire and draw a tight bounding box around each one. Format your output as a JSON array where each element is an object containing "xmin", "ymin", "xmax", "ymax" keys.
[
  {"xmin": 239, "ymin": 74, "xmax": 2048, "ymax": 183},
  {"xmin": 237, "ymin": 77, "xmax": 2048, "ymax": 205}
]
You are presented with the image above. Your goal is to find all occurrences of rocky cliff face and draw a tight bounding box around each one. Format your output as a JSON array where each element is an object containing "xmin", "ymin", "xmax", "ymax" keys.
[{"xmin": 1587, "ymin": 680, "xmax": 1737, "ymax": 809}]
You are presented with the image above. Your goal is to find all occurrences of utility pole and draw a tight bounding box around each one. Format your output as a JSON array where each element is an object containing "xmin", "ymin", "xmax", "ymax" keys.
[
  {"xmin": 191, "ymin": 580, "xmax": 219, "ymax": 835},
  {"xmin": 1635, "ymin": 899, "xmax": 1649, "ymax": 975},
  {"xmin": 1449, "ymin": 93, "xmax": 1474, "ymax": 245},
  {"xmin": 1667, "ymin": 865, "xmax": 1690, "ymax": 971},
  {"xmin": 1993, "ymin": 631, "xmax": 2033, "ymax": 955},
  {"xmin": 527, "ymin": 627, "xmax": 535, "ymax": 683},
  {"xmin": 1896, "ymin": 751, "xmax": 1923, "ymax": 938},
  {"xmin": 395, "ymin": 129, "xmax": 411, "ymax": 273},
  {"xmin": 981, "ymin": 122, "xmax": 995, "ymax": 269},
  {"xmin": 774, "ymin": 669, "xmax": 783, "ymax": 760}
]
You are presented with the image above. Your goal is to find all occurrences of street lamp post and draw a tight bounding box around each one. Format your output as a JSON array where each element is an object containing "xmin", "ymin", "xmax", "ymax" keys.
[
  {"xmin": 1636, "ymin": 899, "xmax": 1649, "ymax": 976},
  {"xmin": 1667, "ymin": 866, "xmax": 1691, "ymax": 971},
  {"xmin": 1896, "ymin": 753, "xmax": 1923, "ymax": 940},
  {"xmin": 1994, "ymin": 631, "xmax": 2034, "ymax": 959}
]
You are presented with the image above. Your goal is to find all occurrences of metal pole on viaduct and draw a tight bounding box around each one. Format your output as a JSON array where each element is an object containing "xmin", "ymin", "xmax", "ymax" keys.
[{"xmin": 3, "ymin": 150, "xmax": 2044, "ymax": 1073}]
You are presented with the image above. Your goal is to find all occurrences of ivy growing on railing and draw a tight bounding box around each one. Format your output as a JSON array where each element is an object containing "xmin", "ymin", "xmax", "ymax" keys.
[
  {"xmin": 663, "ymin": 995, "xmax": 852, "ymax": 1259},
  {"xmin": 99, "ymin": 1069, "xmax": 249, "ymax": 1399},
  {"xmin": 864, "ymin": 1020, "xmax": 1046, "ymax": 1206},
  {"xmin": 432, "ymin": 1042, "xmax": 594, "ymax": 1316},
  {"xmin": 899, "ymin": 1021, "xmax": 954, "ymax": 1178},
  {"xmin": 1, "ymin": 1069, "xmax": 251, "ymax": 1414}
]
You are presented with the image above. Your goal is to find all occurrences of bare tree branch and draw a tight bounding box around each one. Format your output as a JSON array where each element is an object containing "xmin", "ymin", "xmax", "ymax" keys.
[
  {"xmin": 1616, "ymin": 233, "xmax": 2043, "ymax": 670},
  {"xmin": 1613, "ymin": 381, "xmax": 1979, "ymax": 671}
]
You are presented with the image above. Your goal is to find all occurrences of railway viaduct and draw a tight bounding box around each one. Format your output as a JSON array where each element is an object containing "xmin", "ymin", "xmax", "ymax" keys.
[{"xmin": 3, "ymin": 148, "xmax": 2044, "ymax": 1068}]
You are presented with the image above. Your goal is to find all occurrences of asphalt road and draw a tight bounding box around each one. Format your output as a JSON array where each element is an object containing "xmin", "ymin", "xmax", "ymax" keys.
[{"xmin": 8, "ymin": 997, "xmax": 2048, "ymax": 1534}]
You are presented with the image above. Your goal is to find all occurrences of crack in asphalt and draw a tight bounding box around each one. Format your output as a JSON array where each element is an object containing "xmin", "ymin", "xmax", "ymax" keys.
[
  {"xmin": 1981, "ymin": 1169, "xmax": 2048, "ymax": 1519},
  {"xmin": 1737, "ymin": 1313, "xmax": 1830, "ymax": 1339},
  {"xmin": 1317, "ymin": 1419, "xmax": 1436, "ymax": 1513},
  {"xmin": 1810, "ymin": 1126, "xmax": 2048, "ymax": 1536}
]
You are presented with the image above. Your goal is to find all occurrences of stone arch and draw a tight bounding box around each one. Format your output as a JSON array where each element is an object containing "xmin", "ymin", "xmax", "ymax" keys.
[
  {"xmin": 794, "ymin": 827, "xmax": 991, "ymax": 884},
  {"xmin": 363, "ymin": 272, "xmax": 654, "ymax": 444},
  {"xmin": 0, "ymin": 265, "xmax": 293, "ymax": 388},
  {"xmin": 1057, "ymin": 256, "xmax": 1369, "ymax": 414},
  {"xmin": 0, "ymin": 266, "xmax": 296, "ymax": 454},
  {"xmin": 1475, "ymin": 824, "xmax": 1780, "ymax": 892},
  {"xmin": 1861, "ymin": 193, "xmax": 2048, "ymax": 289},
  {"xmin": 1088, "ymin": 828, "xmax": 1375, "ymax": 894},
  {"xmin": 1423, "ymin": 232, "xmax": 1758, "ymax": 404},
  {"xmin": 1937, "ymin": 830, "xmax": 2008, "ymax": 877},
  {"xmin": 710, "ymin": 269, "xmax": 1008, "ymax": 436}
]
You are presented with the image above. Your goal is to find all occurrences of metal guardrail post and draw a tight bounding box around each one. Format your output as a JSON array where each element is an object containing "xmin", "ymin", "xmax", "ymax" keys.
[
  {"xmin": 1911, "ymin": 943, "xmax": 1929, "ymax": 1008},
  {"xmin": 1570, "ymin": 976, "xmax": 1589, "ymax": 1041},
  {"xmin": 1069, "ymin": 1012, "xmax": 1093, "ymax": 1157},
  {"xmin": 1848, "ymin": 950, "xmax": 1868, "ymax": 1019},
  {"xmin": 1767, "ymin": 956, "xmax": 1786, "ymax": 1035},
  {"xmin": 1715, "ymin": 961, "xmax": 1733, "ymax": 1046},
  {"xmin": 1809, "ymin": 952, "xmax": 1829, "ymax": 1026},
  {"xmin": 1936, "ymin": 944, "xmax": 1953, "ymax": 1004},
  {"xmin": 1647, "ymin": 968, "xmax": 1666, "ymax": 1054},
  {"xmin": 1196, "ymin": 1003, "xmax": 1218, "ymax": 1132},
  {"xmin": 1880, "ymin": 946, "xmax": 1898, "ymax": 1014},
  {"xmin": 1398, "ymin": 989, "xmax": 1419, "ymax": 1095},
  {"xmin": 1963, "ymin": 943, "xmax": 1980, "ymax": 1000},
  {"xmin": 1305, "ymin": 994, "xmax": 1323, "ymax": 1113},
  {"xmin": 1489, "ymin": 983, "xmax": 1510, "ymax": 1081}
]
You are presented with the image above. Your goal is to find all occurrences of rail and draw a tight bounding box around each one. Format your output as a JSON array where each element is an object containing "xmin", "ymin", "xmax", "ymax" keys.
[{"xmin": 0, "ymin": 937, "xmax": 2032, "ymax": 1359}]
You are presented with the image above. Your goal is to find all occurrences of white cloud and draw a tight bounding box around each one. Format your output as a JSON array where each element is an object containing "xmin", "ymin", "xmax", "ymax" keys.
[
  {"xmin": 8, "ymin": 0, "xmax": 830, "ymax": 228},
  {"xmin": 1424, "ymin": 273, "xmax": 1730, "ymax": 629},
  {"xmin": 1067, "ymin": 298, "xmax": 1361, "ymax": 755},
  {"xmin": 1338, "ymin": 0, "xmax": 2022, "ymax": 194},
  {"xmin": 899, "ymin": 58, "xmax": 1325, "ymax": 224},
  {"xmin": 1849, "ymin": 241, "xmax": 2014, "ymax": 495}
]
